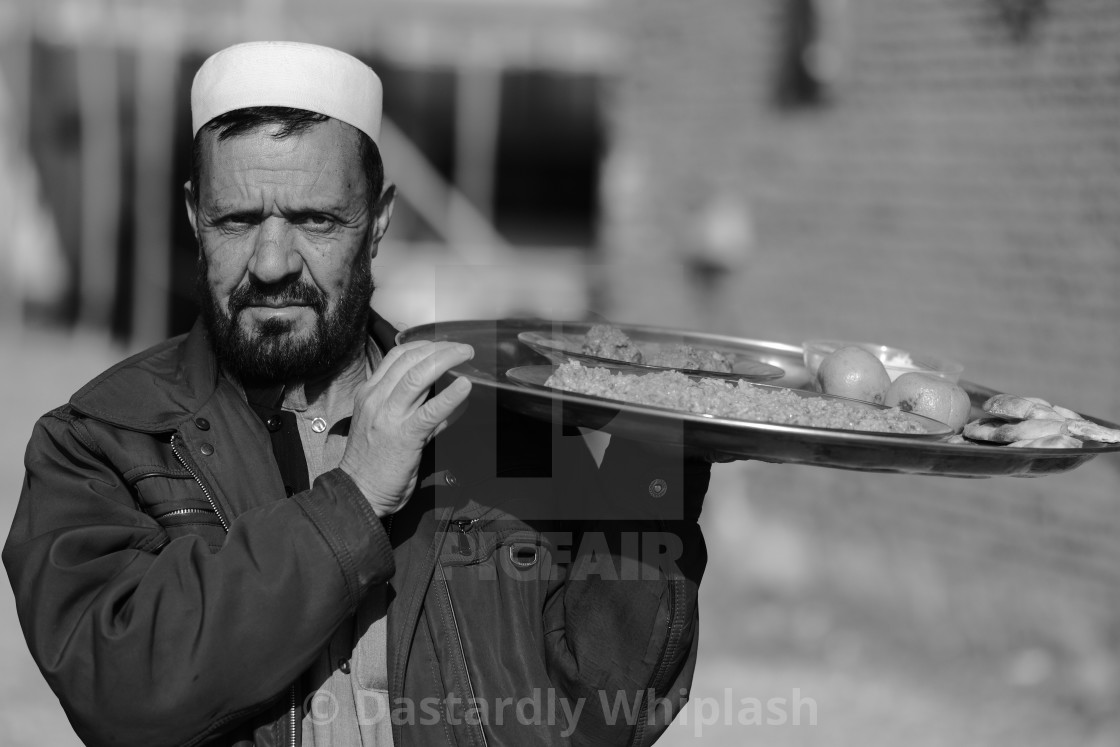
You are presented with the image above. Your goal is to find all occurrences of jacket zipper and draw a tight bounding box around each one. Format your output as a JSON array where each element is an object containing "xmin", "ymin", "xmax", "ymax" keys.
[
  {"xmin": 290, "ymin": 684, "xmax": 297, "ymax": 747},
  {"xmin": 173, "ymin": 431, "xmax": 302, "ymax": 744},
  {"xmin": 170, "ymin": 434, "xmax": 229, "ymax": 531},
  {"xmin": 442, "ymin": 577, "xmax": 488, "ymax": 747},
  {"xmin": 629, "ymin": 577, "xmax": 682, "ymax": 747},
  {"xmin": 452, "ymin": 518, "xmax": 475, "ymax": 556},
  {"xmin": 161, "ymin": 507, "xmax": 216, "ymax": 518}
]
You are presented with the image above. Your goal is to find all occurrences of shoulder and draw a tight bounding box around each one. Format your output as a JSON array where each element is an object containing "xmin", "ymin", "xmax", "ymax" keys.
[
  {"xmin": 67, "ymin": 325, "xmax": 217, "ymax": 432},
  {"xmin": 72, "ymin": 335, "xmax": 187, "ymax": 397}
]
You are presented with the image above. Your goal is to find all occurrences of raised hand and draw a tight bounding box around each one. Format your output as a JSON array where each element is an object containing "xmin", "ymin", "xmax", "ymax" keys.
[{"xmin": 339, "ymin": 340, "xmax": 474, "ymax": 516}]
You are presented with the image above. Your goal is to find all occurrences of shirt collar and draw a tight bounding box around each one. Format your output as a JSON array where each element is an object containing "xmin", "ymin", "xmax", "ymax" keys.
[{"xmin": 234, "ymin": 335, "xmax": 385, "ymax": 416}]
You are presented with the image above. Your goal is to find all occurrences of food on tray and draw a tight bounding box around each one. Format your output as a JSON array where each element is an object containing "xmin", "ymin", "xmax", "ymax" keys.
[
  {"xmin": 882, "ymin": 351, "xmax": 915, "ymax": 368},
  {"xmin": 884, "ymin": 372, "xmax": 972, "ymax": 432},
  {"xmin": 964, "ymin": 418, "xmax": 1069, "ymax": 444},
  {"xmin": 582, "ymin": 324, "xmax": 644, "ymax": 363},
  {"xmin": 1008, "ymin": 434, "xmax": 1083, "ymax": 449},
  {"xmin": 644, "ymin": 343, "xmax": 733, "ymax": 372},
  {"xmin": 545, "ymin": 360, "xmax": 929, "ymax": 434},
  {"xmin": 803, "ymin": 340, "xmax": 965, "ymax": 384},
  {"xmin": 959, "ymin": 394, "xmax": 1120, "ymax": 448},
  {"xmin": 580, "ymin": 324, "xmax": 733, "ymax": 373},
  {"xmin": 815, "ymin": 345, "xmax": 891, "ymax": 404},
  {"xmin": 981, "ymin": 394, "xmax": 1081, "ymax": 422},
  {"xmin": 1060, "ymin": 419, "xmax": 1120, "ymax": 443}
]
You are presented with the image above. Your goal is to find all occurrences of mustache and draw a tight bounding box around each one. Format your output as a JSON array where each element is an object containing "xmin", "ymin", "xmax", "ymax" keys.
[{"xmin": 228, "ymin": 280, "xmax": 327, "ymax": 314}]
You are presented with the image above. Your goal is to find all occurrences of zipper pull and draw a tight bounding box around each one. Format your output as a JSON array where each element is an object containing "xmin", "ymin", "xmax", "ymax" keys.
[{"xmin": 452, "ymin": 518, "xmax": 474, "ymax": 556}]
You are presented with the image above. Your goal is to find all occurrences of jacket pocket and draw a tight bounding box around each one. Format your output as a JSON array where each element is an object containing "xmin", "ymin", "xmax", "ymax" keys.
[
  {"xmin": 129, "ymin": 472, "xmax": 226, "ymax": 549},
  {"xmin": 440, "ymin": 516, "xmax": 553, "ymax": 575},
  {"xmin": 433, "ymin": 528, "xmax": 571, "ymax": 745}
]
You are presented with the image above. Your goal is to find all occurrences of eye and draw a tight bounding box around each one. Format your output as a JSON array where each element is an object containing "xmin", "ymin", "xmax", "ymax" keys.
[
  {"xmin": 216, "ymin": 213, "xmax": 258, "ymax": 233},
  {"xmin": 298, "ymin": 213, "xmax": 336, "ymax": 232}
]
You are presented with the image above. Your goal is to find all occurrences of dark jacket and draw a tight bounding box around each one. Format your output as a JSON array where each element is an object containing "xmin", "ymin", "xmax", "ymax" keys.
[{"xmin": 4, "ymin": 315, "xmax": 710, "ymax": 747}]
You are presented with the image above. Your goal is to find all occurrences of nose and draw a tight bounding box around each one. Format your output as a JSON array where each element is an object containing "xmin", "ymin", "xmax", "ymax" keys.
[{"xmin": 247, "ymin": 217, "xmax": 303, "ymax": 284}]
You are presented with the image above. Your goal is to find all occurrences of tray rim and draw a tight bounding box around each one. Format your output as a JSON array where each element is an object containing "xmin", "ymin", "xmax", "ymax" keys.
[
  {"xmin": 516, "ymin": 328, "xmax": 787, "ymax": 381},
  {"xmin": 397, "ymin": 318, "xmax": 1120, "ymax": 476}
]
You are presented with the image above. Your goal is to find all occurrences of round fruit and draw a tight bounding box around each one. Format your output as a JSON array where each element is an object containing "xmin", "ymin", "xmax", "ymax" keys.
[
  {"xmin": 885, "ymin": 372, "xmax": 972, "ymax": 432},
  {"xmin": 816, "ymin": 346, "xmax": 891, "ymax": 404}
]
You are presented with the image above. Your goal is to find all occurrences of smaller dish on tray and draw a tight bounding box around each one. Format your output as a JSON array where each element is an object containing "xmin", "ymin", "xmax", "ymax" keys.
[
  {"xmin": 506, "ymin": 362, "xmax": 952, "ymax": 438},
  {"xmin": 518, "ymin": 327, "xmax": 785, "ymax": 382}
]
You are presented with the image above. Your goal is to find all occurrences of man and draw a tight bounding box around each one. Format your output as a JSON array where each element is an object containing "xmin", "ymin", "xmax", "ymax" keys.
[{"xmin": 4, "ymin": 42, "xmax": 711, "ymax": 746}]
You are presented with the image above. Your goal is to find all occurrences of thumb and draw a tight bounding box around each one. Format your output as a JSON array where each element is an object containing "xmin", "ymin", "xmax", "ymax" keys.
[{"xmin": 391, "ymin": 320, "xmax": 412, "ymax": 346}]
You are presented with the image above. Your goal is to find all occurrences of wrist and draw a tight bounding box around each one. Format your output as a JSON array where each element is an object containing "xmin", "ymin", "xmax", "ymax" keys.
[{"xmin": 340, "ymin": 467, "xmax": 413, "ymax": 520}]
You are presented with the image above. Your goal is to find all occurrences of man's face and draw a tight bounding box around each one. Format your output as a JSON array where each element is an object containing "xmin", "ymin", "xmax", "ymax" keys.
[{"xmin": 186, "ymin": 119, "xmax": 392, "ymax": 384}]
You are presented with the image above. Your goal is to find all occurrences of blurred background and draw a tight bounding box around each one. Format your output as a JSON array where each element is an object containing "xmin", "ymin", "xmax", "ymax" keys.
[{"xmin": 2, "ymin": 0, "xmax": 1119, "ymax": 744}]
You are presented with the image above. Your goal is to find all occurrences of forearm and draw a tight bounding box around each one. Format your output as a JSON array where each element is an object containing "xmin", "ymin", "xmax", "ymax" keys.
[{"xmin": 4, "ymin": 423, "xmax": 391, "ymax": 747}]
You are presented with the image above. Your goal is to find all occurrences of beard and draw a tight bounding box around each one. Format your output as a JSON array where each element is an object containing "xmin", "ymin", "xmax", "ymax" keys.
[{"xmin": 196, "ymin": 255, "xmax": 374, "ymax": 387}]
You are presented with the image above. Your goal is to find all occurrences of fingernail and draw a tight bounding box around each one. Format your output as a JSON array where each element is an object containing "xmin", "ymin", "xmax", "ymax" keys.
[{"xmin": 457, "ymin": 344, "xmax": 475, "ymax": 358}]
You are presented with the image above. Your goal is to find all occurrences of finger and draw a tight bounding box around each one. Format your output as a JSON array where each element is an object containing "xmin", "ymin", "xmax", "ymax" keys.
[
  {"xmin": 444, "ymin": 395, "xmax": 470, "ymax": 429},
  {"xmin": 385, "ymin": 344, "xmax": 474, "ymax": 412},
  {"xmin": 355, "ymin": 343, "xmax": 445, "ymax": 420},
  {"xmin": 366, "ymin": 340, "xmax": 461, "ymax": 396},
  {"xmin": 391, "ymin": 321, "xmax": 412, "ymax": 347},
  {"xmin": 366, "ymin": 340, "xmax": 434, "ymax": 387},
  {"xmin": 404, "ymin": 376, "xmax": 472, "ymax": 439},
  {"xmin": 390, "ymin": 350, "xmax": 473, "ymax": 422}
]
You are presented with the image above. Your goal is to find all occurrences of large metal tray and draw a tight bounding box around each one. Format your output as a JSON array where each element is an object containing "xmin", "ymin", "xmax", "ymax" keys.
[{"xmin": 398, "ymin": 319, "xmax": 1120, "ymax": 478}]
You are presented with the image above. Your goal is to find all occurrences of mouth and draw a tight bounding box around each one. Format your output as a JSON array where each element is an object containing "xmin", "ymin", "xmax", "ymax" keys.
[{"xmin": 249, "ymin": 302, "xmax": 310, "ymax": 309}]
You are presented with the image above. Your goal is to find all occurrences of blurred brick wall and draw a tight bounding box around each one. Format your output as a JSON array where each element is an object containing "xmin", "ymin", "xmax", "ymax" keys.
[{"xmin": 602, "ymin": 0, "xmax": 1120, "ymax": 691}]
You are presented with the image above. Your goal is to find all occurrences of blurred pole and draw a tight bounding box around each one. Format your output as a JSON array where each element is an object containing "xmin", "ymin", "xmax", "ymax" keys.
[
  {"xmin": 0, "ymin": 1, "xmax": 32, "ymax": 156},
  {"xmin": 0, "ymin": 2, "xmax": 30, "ymax": 328},
  {"xmin": 380, "ymin": 117, "xmax": 513, "ymax": 262},
  {"xmin": 130, "ymin": 5, "xmax": 182, "ymax": 346},
  {"xmin": 452, "ymin": 62, "xmax": 502, "ymax": 238},
  {"xmin": 76, "ymin": 38, "xmax": 121, "ymax": 331}
]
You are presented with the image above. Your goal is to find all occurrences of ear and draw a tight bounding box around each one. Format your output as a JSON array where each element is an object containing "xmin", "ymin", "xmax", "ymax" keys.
[
  {"xmin": 183, "ymin": 181, "xmax": 200, "ymax": 247},
  {"xmin": 368, "ymin": 182, "xmax": 396, "ymax": 259}
]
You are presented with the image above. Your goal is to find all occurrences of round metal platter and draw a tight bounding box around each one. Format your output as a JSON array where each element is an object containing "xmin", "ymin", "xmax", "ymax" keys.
[
  {"xmin": 517, "ymin": 327, "xmax": 786, "ymax": 382},
  {"xmin": 398, "ymin": 319, "xmax": 1120, "ymax": 478}
]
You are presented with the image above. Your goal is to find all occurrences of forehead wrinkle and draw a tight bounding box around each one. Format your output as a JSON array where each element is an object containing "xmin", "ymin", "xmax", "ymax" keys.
[
  {"xmin": 199, "ymin": 122, "xmax": 369, "ymax": 217},
  {"xmin": 306, "ymin": 141, "xmax": 366, "ymax": 199},
  {"xmin": 206, "ymin": 166, "xmax": 356, "ymax": 212},
  {"xmin": 293, "ymin": 155, "xmax": 369, "ymax": 218}
]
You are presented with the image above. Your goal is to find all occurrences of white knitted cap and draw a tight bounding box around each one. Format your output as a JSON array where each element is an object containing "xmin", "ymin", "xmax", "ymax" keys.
[{"xmin": 191, "ymin": 41, "xmax": 383, "ymax": 145}]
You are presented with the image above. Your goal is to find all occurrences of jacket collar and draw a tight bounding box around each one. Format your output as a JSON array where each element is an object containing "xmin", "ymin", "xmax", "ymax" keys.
[{"xmin": 69, "ymin": 311, "xmax": 401, "ymax": 433}]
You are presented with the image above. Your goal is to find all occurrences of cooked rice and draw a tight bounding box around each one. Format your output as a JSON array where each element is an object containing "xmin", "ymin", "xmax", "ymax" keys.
[
  {"xmin": 579, "ymin": 324, "xmax": 733, "ymax": 373},
  {"xmin": 581, "ymin": 324, "xmax": 644, "ymax": 363},
  {"xmin": 546, "ymin": 361, "xmax": 927, "ymax": 434},
  {"xmin": 645, "ymin": 343, "xmax": 733, "ymax": 373}
]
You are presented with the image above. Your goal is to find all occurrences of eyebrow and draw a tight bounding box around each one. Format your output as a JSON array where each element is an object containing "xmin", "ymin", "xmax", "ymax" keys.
[{"xmin": 209, "ymin": 206, "xmax": 264, "ymax": 223}]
